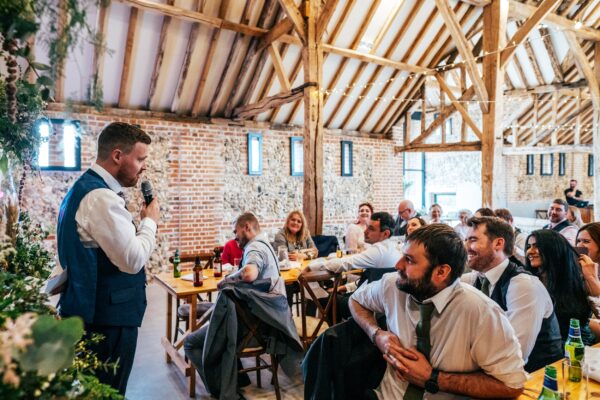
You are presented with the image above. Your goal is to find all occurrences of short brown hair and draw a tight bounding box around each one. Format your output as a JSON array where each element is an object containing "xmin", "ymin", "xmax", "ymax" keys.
[
  {"xmin": 97, "ymin": 122, "xmax": 151, "ymax": 160},
  {"xmin": 551, "ymin": 198, "xmax": 569, "ymax": 212},
  {"xmin": 236, "ymin": 212, "xmax": 260, "ymax": 231},
  {"xmin": 467, "ymin": 216, "xmax": 515, "ymax": 256},
  {"xmin": 494, "ymin": 208, "xmax": 513, "ymax": 223}
]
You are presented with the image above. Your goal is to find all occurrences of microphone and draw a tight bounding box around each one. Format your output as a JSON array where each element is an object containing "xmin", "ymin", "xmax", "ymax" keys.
[{"xmin": 141, "ymin": 181, "xmax": 153, "ymax": 205}]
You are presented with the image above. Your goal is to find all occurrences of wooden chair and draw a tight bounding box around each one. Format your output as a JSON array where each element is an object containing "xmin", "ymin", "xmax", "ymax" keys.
[
  {"xmin": 295, "ymin": 268, "xmax": 343, "ymax": 350},
  {"xmin": 170, "ymin": 251, "xmax": 215, "ymax": 343},
  {"xmin": 226, "ymin": 293, "xmax": 281, "ymax": 400}
]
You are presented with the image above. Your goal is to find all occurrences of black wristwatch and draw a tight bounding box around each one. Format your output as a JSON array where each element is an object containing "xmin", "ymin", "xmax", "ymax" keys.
[{"xmin": 425, "ymin": 368, "xmax": 440, "ymax": 394}]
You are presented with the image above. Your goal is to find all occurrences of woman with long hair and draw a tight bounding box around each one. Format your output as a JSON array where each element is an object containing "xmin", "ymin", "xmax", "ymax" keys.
[
  {"xmin": 406, "ymin": 216, "xmax": 427, "ymax": 235},
  {"xmin": 344, "ymin": 202, "xmax": 373, "ymax": 252},
  {"xmin": 272, "ymin": 210, "xmax": 318, "ymax": 261},
  {"xmin": 568, "ymin": 206, "xmax": 585, "ymax": 228},
  {"xmin": 525, "ymin": 229, "xmax": 595, "ymax": 344},
  {"xmin": 575, "ymin": 222, "xmax": 600, "ymax": 296},
  {"xmin": 428, "ymin": 203, "xmax": 443, "ymax": 224}
]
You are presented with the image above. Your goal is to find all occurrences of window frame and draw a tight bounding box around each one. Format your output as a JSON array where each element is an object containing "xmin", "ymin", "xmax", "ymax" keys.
[{"xmin": 38, "ymin": 119, "xmax": 82, "ymax": 172}]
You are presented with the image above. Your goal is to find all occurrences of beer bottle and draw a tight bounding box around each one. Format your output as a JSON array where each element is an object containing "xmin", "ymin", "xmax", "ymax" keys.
[
  {"xmin": 193, "ymin": 256, "xmax": 203, "ymax": 287},
  {"xmin": 173, "ymin": 249, "xmax": 181, "ymax": 278},
  {"xmin": 336, "ymin": 244, "xmax": 342, "ymax": 258},
  {"xmin": 537, "ymin": 365, "xmax": 560, "ymax": 400},
  {"xmin": 565, "ymin": 318, "xmax": 585, "ymax": 382},
  {"xmin": 213, "ymin": 248, "xmax": 222, "ymax": 278}
]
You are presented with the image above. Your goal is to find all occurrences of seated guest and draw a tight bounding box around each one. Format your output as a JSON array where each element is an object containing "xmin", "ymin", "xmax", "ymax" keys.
[
  {"xmin": 576, "ymin": 223, "xmax": 600, "ymax": 338},
  {"xmin": 273, "ymin": 209, "xmax": 318, "ymax": 261},
  {"xmin": 565, "ymin": 179, "xmax": 588, "ymax": 208},
  {"xmin": 494, "ymin": 208, "xmax": 527, "ymax": 265},
  {"xmin": 526, "ymin": 229, "xmax": 595, "ymax": 345},
  {"xmin": 221, "ymin": 238, "xmax": 243, "ymax": 266},
  {"xmin": 320, "ymin": 212, "xmax": 401, "ymax": 320},
  {"xmin": 349, "ymin": 224, "xmax": 527, "ymax": 398},
  {"xmin": 393, "ymin": 199, "xmax": 419, "ymax": 237},
  {"xmin": 184, "ymin": 213, "xmax": 298, "ymax": 396},
  {"xmin": 453, "ymin": 208, "xmax": 472, "ymax": 240},
  {"xmin": 543, "ymin": 198, "xmax": 578, "ymax": 246},
  {"xmin": 428, "ymin": 203, "xmax": 444, "ymax": 224},
  {"xmin": 462, "ymin": 217, "xmax": 562, "ymax": 372},
  {"xmin": 344, "ymin": 202, "xmax": 373, "ymax": 252},
  {"xmin": 474, "ymin": 207, "xmax": 495, "ymax": 217},
  {"xmin": 406, "ymin": 216, "xmax": 427, "ymax": 235},
  {"xmin": 568, "ymin": 206, "xmax": 585, "ymax": 228}
]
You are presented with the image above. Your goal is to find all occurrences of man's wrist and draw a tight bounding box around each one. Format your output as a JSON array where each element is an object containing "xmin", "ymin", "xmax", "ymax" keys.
[{"xmin": 370, "ymin": 327, "xmax": 381, "ymax": 343}]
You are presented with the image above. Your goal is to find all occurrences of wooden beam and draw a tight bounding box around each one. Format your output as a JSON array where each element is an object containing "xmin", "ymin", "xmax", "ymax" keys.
[
  {"xmin": 118, "ymin": 7, "xmax": 140, "ymax": 108},
  {"xmin": 504, "ymin": 79, "xmax": 587, "ymax": 96},
  {"xmin": 395, "ymin": 141, "xmax": 482, "ymax": 153},
  {"xmin": 481, "ymin": 0, "xmax": 508, "ymax": 208},
  {"xmin": 436, "ymin": 0, "xmax": 489, "ymax": 113},
  {"xmin": 322, "ymin": 45, "xmax": 434, "ymax": 75},
  {"xmin": 233, "ymin": 83, "xmax": 313, "ymax": 119},
  {"xmin": 565, "ymin": 31, "xmax": 600, "ymax": 109},
  {"xmin": 500, "ymin": 0, "xmax": 561, "ymax": 67},
  {"xmin": 54, "ymin": 0, "xmax": 68, "ymax": 102},
  {"xmin": 503, "ymin": 144, "xmax": 593, "ymax": 155},
  {"xmin": 457, "ymin": 0, "xmax": 491, "ymax": 5},
  {"xmin": 256, "ymin": 17, "xmax": 294, "ymax": 52},
  {"xmin": 576, "ymin": 91, "xmax": 582, "ymax": 145},
  {"xmin": 276, "ymin": 0, "xmax": 306, "ymax": 43},
  {"xmin": 539, "ymin": 27, "xmax": 564, "ymax": 81},
  {"xmin": 521, "ymin": 30, "xmax": 546, "ymax": 85},
  {"xmin": 89, "ymin": 1, "xmax": 110, "ymax": 105},
  {"xmin": 435, "ymin": 73, "xmax": 482, "ymax": 139},
  {"xmin": 317, "ymin": 0, "xmax": 340, "ymax": 40},
  {"xmin": 508, "ymin": 0, "xmax": 600, "ymax": 41},
  {"xmin": 302, "ymin": 0, "xmax": 324, "ymax": 235},
  {"xmin": 147, "ymin": 0, "xmax": 175, "ymax": 109},
  {"xmin": 268, "ymin": 43, "xmax": 291, "ymax": 91},
  {"xmin": 594, "ymin": 41, "xmax": 600, "ymax": 221}
]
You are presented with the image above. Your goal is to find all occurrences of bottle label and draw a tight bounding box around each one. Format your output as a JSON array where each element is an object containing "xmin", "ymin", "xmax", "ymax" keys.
[
  {"xmin": 568, "ymin": 327, "xmax": 581, "ymax": 338},
  {"xmin": 543, "ymin": 374, "xmax": 558, "ymax": 392}
]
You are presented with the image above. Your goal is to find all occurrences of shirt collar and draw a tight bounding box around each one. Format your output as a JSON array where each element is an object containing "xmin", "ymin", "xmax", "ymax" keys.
[
  {"xmin": 412, "ymin": 278, "xmax": 461, "ymax": 315},
  {"xmin": 91, "ymin": 163, "xmax": 123, "ymax": 193},
  {"xmin": 550, "ymin": 218, "xmax": 567, "ymax": 228},
  {"xmin": 481, "ymin": 258, "xmax": 510, "ymax": 286}
]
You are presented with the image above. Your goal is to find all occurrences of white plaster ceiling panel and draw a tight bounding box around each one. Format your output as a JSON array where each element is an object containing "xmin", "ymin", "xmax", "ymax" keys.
[
  {"xmin": 345, "ymin": 66, "xmax": 396, "ymax": 130},
  {"xmin": 528, "ymin": 29, "xmax": 553, "ymax": 85},
  {"xmin": 388, "ymin": 2, "xmax": 436, "ymax": 63},
  {"xmin": 329, "ymin": 1, "xmax": 374, "ymax": 50},
  {"xmin": 549, "ymin": 26, "xmax": 568, "ymax": 65},
  {"xmin": 375, "ymin": 0, "xmax": 418, "ymax": 59},
  {"xmin": 102, "ymin": 2, "xmax": 132, "ymax": 105}
]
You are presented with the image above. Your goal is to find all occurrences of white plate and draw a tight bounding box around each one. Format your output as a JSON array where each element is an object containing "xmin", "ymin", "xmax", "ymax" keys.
[
  {"xmin": 280, "ymin": 261, "xmax": 301, "ymax": 271},
  {"xmin": 181, "ymin": 273, "xmax": 208, "ymax": 282}
]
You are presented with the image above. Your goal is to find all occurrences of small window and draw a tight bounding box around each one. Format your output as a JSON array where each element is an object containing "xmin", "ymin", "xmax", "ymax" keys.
[
  {"xmin": 37, "ymin": 119, "xmax": 81, "ymax": 171},
  {"xmin": 341, "ymin": 141, "xmax": 353, "ymax": 177},
  {"xmin": 290, "ymin": 136, "xmax": 303, "ymax": 176},
  {"xmin": 526, "ymin": 154, "xmax": 534, "ymax": 175},
  {"xmin": 558, "ymin": 153, "xmax": 566, "ymax": 176},
  {"xmin": 540, "ymin": 154, "xmax": 553, "ymax": 176},
  {"xmin": 248, "ymin": 132, "xmax": 263, "ymax": 176},
  {"xmin": 589, "ymin": 154, "xmax": 594, "ymax": 177}
]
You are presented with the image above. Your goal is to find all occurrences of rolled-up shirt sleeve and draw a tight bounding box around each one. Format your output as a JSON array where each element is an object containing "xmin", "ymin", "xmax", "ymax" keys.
[{"xmin": 75, "ymin": 188, "xmax": 156, "ymax": 274}]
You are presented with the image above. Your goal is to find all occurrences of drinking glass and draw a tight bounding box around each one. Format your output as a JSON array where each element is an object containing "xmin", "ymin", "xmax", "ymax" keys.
[
  {"xmin": 233, "ymin": 257, "xmax": 241, "ymax": 273},
  {"xmin": 562, "ymin": 357, "xmax": 586, "ymax": 399},
  {"xmin": 277, "ymin": 246, "xmax": 289, "ymax": 262}
]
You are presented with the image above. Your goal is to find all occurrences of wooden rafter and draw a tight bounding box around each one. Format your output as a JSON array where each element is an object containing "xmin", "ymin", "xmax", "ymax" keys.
[
  {"xmin": 89, "ymin": 1, "xmax": 110, "ymax": 104},
  {"xmin": 317, "ymin": 0, "xmax": 340, "ymax": 40},
  {"xmin": 269, "ymin": 43, "xmax": 291, "ymax": 91},
  {"xmin": 565, "ymin": 31, "xmax": 600, "ymax": 109},
  {"xmin": 505, "ymin": 79, "xmax": 588, "ymax": 96},
  {"xmin": 276, "ymin": 0, "xmax": 306, "ymax": 43},
  {"xmin": 500, "ymin": 0, "xmax": 561, "ymax": 67},
  {"xmin": 519, "ymin": 25, "xmax": 546, "ymax": 85},
  {"xmin": 539, "ymin": 27, "xmax": 564, "ymax": 81},
  {"xmin": 503, "ymin": 144, "xmax": 592, "ymax": 155},
  {"xmin": 261, "ymin": 43, "xmax": 293, "ymax": 120},
  {"xmin": 457, "ymin": 0, "xmax": 491, "ymax": 6},
  {"xmin": 436, "ymin": 0, "xmax": 489, "ymax": 113},
  {"xmin": 233, "ymin": 83, "xmax": 314, "ymax": 119},
  {"xmin": 147, "ymin": 0, "xmax": 175, "ymax": 109},
  {"xmin": 118, "ymin": 7, "xmax": 140, "ymax": 108},
  {"xmin": 508, "ymin": 0, "xmax": 600, "ymax": 41},
  {"xmin": 435, "ymin": 73, "xmax": 482, "ymax": 139},
  {"xmin": 54, "ymin": 0, "xmax": 68, "ymax": 102},
  {"xmin": 395, "ymin": 141, "xmax": 482, "ymax": 153},
  {"xmin": 256, "ymin": 17, "xmax": 293, "ymax": 52}
]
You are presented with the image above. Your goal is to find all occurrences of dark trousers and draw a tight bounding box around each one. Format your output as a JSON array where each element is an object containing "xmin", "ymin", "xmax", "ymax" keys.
[{"xmin": 84, "ymin": 323, "xmax": 138, "ymax": 395}]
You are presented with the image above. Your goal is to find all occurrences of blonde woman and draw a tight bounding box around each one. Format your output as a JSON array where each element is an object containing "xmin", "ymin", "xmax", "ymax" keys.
[
  {"xmin": 568, "ymin": 206, "xmax": 585, "ymax": 228},
  {"xmin": 272, "ymin": 210, "xmax": 318, "ymax": 261}
]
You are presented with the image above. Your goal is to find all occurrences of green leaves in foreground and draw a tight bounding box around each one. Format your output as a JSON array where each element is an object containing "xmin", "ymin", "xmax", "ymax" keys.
[{"xmin": 16, "ymin": 316, "xmax": 84, "ymax": 376}]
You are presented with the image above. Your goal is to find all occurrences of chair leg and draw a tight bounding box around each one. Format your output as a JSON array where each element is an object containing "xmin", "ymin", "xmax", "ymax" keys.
[
  {"xmin": 270, "ymin": 354, "xmax": 281, "ymax": 400},
  {"xmin": 255, "ymin": 355, "xmax": 262, "ymax": 388}
]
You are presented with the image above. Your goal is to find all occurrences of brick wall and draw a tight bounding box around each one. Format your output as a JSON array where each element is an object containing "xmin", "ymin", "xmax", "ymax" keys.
[{"xmin": 22, "ymin": 107, "xmax": 403, "ymax": 271}]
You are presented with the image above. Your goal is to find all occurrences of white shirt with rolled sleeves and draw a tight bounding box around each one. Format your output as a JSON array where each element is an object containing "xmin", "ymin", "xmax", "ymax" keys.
[
  {"xmin": 351, "ymin": 275, "xmax": 527, "ymax": 399},
  {"xmin": 461, "ymin": 259, "xmax": 554, "ymax": 364},
  {"xmin": 75, "ymin": 163, "xmax": 157, "ymax": 274},
  {"xmin": 548, "ymin": 219, "xmax": 578, "ymax": 246}
]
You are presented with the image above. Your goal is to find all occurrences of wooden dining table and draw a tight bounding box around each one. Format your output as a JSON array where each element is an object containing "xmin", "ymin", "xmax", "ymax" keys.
[
  {"xmin": 153, "ymin": 266, "xmax": 302, "ymax": 397},
  {"xmin": 518, "ymin": 343, "xmax": 600, "ymax": 400}
]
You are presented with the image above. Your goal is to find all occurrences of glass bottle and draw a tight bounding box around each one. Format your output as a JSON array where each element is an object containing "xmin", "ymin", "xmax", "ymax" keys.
[
  {"xmin": 173, "ymin": 249, "xmax": 181, "ymax": 278},
  {"xmin": 193, "ymin": 256, "xmax": 203, "ymax": 287},
  {"xmin": 564, "ymin": 318, "xmax": 585, "ymax": 382},
  {"xmin": 213, "ymin": 248, "xmax": 222, "ymax": 278},
  {"xmin": 336, "ymin": 243, "xmax": 342, "ymax": 258},
  {"xmin": 537, "ymin": 365, "xmax": 560, "ymax": 400}
]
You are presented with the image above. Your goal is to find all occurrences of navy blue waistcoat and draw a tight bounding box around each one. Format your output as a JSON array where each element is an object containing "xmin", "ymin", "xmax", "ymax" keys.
[{"xmin": 57, "ymin": 169, "xmax": 147, "ymax": 327}]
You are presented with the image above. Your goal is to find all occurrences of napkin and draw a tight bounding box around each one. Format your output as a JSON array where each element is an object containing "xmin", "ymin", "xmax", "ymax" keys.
[
  {"xmin": 584, "ymin": 346, "xmax": 600, "ymax": 382},
  {"xmin": 307, "ymin": 258, "xmax": 326, "ymax": 271}
]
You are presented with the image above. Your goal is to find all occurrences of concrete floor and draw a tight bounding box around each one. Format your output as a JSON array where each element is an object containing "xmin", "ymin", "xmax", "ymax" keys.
[{"xmin": 125, "ymin": 282, "xmax": 304, "ymax": 400}]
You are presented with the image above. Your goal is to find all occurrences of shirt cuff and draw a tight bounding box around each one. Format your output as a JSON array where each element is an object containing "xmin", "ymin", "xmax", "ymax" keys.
[{"xmin": 139, "ymin": 217, "xmax": 157, "ymax": 234}]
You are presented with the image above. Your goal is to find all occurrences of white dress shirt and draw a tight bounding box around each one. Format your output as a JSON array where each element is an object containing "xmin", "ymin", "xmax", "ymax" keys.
[
  {"xmin": 453, "ymin": 223, "xmax": 469, "ymax": 241},
  {"xmin": 461, "ymin": 259, "xmax": 554, "ymax": 363},
  {"xmin": 547, "ymin": 219, "xmax": 578, "ymax": 246},
  {"xmin": 344, "ymin": 223, "xmax": 366, "ymax": 251},
  {"xmin": 352, "ymin": 275, "xmax": 527, "ymax": 399},
  {"xmin": 75, "ymin": 163, "xmax": 157, "ymax": 274}
]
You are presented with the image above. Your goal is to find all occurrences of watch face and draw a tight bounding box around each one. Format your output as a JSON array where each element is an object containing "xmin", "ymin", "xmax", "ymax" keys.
[{"xmin": 425, "ymin": 379, "xmax": 439, "ymax": 394}]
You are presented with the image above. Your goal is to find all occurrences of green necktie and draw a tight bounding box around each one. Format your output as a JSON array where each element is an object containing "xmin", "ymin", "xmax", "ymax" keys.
[
  {"xmin": 480, "ymin": 276, "xmax": 491, "ymax": 297},
  {"xmin": 403, "ymin": 302, "xmax": 435, "ymax": 400}
]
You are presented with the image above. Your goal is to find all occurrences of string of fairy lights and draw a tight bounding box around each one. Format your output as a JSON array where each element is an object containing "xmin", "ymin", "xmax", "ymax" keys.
[{"xmin": 319, "ymin": 23, "xmax": 591, "ymax": 108}]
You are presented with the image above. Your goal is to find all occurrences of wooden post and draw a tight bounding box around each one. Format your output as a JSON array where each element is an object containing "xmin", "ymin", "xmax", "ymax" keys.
[
  {"xmin": 302, "ymin": 0, "xmax": 324, "ymax": 234},
  {"xmin": 594, "ymin": 42, "xmax": 600, "ymax": 220},
  {"xmin": 481, "ymin": 0, "xmax": 508, "ymax": 208}
]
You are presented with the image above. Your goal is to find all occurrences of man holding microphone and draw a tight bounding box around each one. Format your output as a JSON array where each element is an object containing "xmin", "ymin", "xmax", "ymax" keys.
[{"xmin": 57, "ymin": 122, "xmax": 160, "ymax": 395}]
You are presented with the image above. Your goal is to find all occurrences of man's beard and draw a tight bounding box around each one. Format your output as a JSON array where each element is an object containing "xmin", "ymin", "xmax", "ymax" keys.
[
  {"xmin": 395, "ymin": 265, "xmax": 438, "ymax": 302},
  {"xmin": 468, "ymin": 250, "xmax": 495, "ymax": 272}
]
